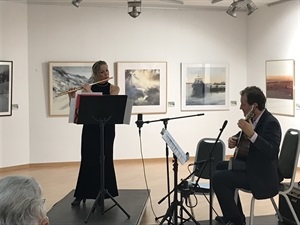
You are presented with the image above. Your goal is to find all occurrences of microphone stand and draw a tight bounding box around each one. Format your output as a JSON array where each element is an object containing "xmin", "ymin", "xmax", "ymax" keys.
[
  {"xmin": 191, "ymin": 121, "xmax": 227, "ymax": 225},
  {"xmin": 136, "ymin": 113, "xmax": 204, "ymax": 223}
]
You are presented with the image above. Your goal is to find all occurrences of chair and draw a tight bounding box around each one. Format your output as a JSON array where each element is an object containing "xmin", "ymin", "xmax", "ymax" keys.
[
  {"xmin": 183, "ymin": 138, "xmax": 225, "ymax": 217},
  {"xmin": 235, "ymin": 128, "xmax": 300, "ymax": 225}
]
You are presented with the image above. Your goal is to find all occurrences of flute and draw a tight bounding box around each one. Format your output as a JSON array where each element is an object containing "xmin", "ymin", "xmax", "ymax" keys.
[{"xmin": 55, "ymin": 77, "xmax": 113, "ymax": 98}]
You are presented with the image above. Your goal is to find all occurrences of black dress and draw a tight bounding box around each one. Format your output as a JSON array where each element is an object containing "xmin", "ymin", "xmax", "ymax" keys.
[{"xmin": 73, "ymin": 82, "xmax": 118, "ymax": 199}]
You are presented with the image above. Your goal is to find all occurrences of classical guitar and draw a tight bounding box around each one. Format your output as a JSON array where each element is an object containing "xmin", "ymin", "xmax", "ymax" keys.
[{"xmin": 233, "ymin": 105, "xmax": 255, "ymax": 160}]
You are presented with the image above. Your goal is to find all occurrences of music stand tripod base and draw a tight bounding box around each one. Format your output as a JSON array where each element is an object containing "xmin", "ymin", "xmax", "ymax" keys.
[
  {"xmin": 158, "ymin": 156, "xmax": 201, "ymax": 225},
  {"xmin": 84, "ymin": 189, "xmax": 130, "ymax": 223}
]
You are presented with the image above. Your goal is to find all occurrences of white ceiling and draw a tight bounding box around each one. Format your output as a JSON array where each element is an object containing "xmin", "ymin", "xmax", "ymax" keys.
[{"xmin": 0, "ymin": 0, "xmax": 294, "ymax": 10}]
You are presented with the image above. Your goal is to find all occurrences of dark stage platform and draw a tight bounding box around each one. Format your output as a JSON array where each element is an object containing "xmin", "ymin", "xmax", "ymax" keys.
[
  {"xmin": 166, "ymin": 215, "xmax": 286, "ymax": 225},
  {"xmin": 48, "ymin": 189, "xmax": 290, "ymax": 225},
  {"xmin": 47, "ymin": 189, "xmax": 149, "ymax": 225}
]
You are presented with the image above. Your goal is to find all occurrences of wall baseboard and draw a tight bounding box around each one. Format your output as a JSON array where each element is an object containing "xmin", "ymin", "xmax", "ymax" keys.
[
  {"xmin": 1, "ymin": 156, "xmax": 299, "ymax": 174},
  {"xmin": 0, "ymin": 157, "xmax": 182, "ymax": 172},
  {"xmin": 0, "ymin": 162, "xmax": 80, "ymax": 172}
]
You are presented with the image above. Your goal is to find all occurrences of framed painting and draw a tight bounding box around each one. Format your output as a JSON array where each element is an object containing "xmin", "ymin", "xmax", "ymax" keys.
[
  {"xmin": 49, "ymin": 61, "xmax": 94, "ymax": 116},
  {"xmin": 266, "ymin": 59, "xmax": 295, "ymax": 116},
  {"xmin": 181, "ymin": 63, "xmax": 229, "ymax": 111},
  {"xmin": 0, "ymin": 61, "xmax": 13, "ymax": 117},
  {"xmin": 116, "ymin": 62, "xmax": 167, "ymax": 114}
]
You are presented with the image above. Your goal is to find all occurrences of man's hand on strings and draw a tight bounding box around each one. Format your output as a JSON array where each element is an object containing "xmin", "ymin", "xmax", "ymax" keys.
[{"xmin": 238, "ymin": 119, "xmax": 255, "ymax": 138}]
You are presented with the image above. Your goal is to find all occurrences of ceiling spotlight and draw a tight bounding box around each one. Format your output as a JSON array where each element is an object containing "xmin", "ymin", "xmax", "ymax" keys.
[
  {"xmin": 72, "ymin": 0, "xmax": 82, "ymax": 8},
  {"xmin": 226, "ymin": 1, "xmax": 239, "ymax": 18},
  {"xmin": 246, "ymin": 1, "xmax": 258, "ymax": 15},
  {"xmin": 128, "ymin": 1, "xmax": 141, "ymax": 18},
  {"xmin": 226, "ymin": 0, "xmax": 257, "ymax": 18}
]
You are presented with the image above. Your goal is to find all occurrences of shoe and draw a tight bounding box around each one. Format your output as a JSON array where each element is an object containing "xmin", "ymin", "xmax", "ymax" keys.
[
  {"xmin": 215, "ymin": 216, "xmax": 229, "ymax": 224},
  {"xmin": 71, "ymin": 198, "xmax": 86, "ymax": 206},
  {"xmin": 225, "ymin": 221, "xmax": 246, "ymax": 225},
  {"xmin": 226, "ymin": 222, "xmax": 235, "ymax": 225}
]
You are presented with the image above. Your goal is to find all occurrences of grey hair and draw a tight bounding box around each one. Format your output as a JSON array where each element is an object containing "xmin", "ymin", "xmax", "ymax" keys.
[{"xmin": 0, "ymin": 176, "xmax": 46, "ymax": 225}]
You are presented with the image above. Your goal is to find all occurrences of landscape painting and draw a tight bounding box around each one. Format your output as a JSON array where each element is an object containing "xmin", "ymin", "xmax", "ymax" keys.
[
  {"xmin": 49, "ymin": 62, "xmax": 94, "ymax": 116},
  {"xmin": 0, "ymin": 61, "xmax": 13, "ymax": 116},
  {"xmin": 181, "ymin": 63, "xmax": 229, "ymax": 111},
  {"xmin": 266, "ymin": 59, "xmax": 295, "ymax": 116},
  {"xmin": 116, "ymin": 62, "xmax": 167, "ymax": 114}
]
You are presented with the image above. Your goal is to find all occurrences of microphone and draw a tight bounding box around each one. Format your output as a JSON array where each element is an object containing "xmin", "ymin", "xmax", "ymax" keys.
[
  {"xmin": 221, "ymin": 120, "xmax": 228, "ymax": 130},
  {"xmin": 135, "ymin": 114, "xmax": 144, "ymax": 129}
]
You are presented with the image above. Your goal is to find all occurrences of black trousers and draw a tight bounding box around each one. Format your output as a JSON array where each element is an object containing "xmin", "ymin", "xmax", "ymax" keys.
[{"xmin": 212, "ymin": 161, "xmax": 250, "ymax": 223}]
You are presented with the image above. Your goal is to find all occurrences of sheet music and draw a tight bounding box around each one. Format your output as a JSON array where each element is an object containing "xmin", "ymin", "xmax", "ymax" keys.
[
  {"xmin": 123, "ymin": 99, "xmax": 133, "ymax": 125},
  {"xmin": 68, "ymin": 92, "xmax": 103, "ymax": 123},
  {"xmin": 160, "ymin": 128, "xmax": 189, "ymax": 165},
  {"xmin": 79, "ymin": 92, "xmax": 103, "ymax": 96},
  {"xmin": 68, "ymin": 97, "xmax": 76, "ymax": 123},
  {"xmin": 189, "ymin": 181, "xmax": 210, "ymax": 189}
]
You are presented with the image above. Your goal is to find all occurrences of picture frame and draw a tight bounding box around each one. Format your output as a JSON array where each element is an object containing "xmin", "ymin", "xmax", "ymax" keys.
[
  {"xmin": 266, "ymin": 59, "xmax": 295, "ymax": 116},
  {"xmin": 49, "ymin": 61, "xmax": 94, "ymax": 116},
  {"xmin": 116, "ymin": 62, "xmax": 167, "ymax": 114},
  {"xmin": 181, "ymin": 63, "xmax": 229, "ymax": 111},
  {"xmin": 0, "ymin": 60, "xmax": 13, "ymax": 117}
]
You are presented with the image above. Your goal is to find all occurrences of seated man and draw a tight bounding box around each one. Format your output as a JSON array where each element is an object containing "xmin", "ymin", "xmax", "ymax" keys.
[
  {"xmin": 212, "ymin": 86, "xmax": 283, "ymax": 225},
  {"xmin": 0, "ymin": 175, "xmax": 49, "ymax": 225}
]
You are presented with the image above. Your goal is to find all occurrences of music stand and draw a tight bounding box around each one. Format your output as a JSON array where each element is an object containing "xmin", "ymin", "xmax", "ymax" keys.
[
  {"xmin": 160, "ymin": 128, "xmax": 201, "ymax": 225},
  {"xmin": 73, "ymin": 94, "xmax": 132, "ymax": 223}
]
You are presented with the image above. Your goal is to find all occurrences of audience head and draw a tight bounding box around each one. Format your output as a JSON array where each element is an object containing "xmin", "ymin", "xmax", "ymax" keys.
[{"xmin": 0, "ymin": 175, "xmax": 49, "ymax": 225}]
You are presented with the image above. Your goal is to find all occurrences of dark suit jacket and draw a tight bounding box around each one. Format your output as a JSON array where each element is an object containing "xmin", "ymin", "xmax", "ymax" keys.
[{"xmin": 246, "ymin": 109, "xmax": 282, "ymax": 199}]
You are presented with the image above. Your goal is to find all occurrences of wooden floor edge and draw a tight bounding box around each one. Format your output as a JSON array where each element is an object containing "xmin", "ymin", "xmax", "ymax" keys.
[
  {"xmin": 0, "ymin": 164, "xmax": 31, "ymax": 172},
  {"xmin": 1, "ymin": 157, "xmax": 299, "ymax": 173},
  {"xmin": 0, "ymin": 162, "xmax": 80, "ymax": 172},
  {"xmin": 0, "ymin": 158, "xmax": 170, "ymax": 172}
]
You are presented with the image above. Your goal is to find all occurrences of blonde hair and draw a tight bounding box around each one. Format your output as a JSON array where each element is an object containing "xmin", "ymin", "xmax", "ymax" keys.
[{"xmin": 88, "ymin": 60, "xmax": 108, "ymax": 83}]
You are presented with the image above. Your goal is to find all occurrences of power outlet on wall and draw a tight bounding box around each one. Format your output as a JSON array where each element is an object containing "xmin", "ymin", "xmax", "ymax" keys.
[
  {"xmin": 230, "ymin": 101, "xmax": 237, "ymax": 106},
  {"xmin": 12, "ymin": 104, "xmax": 19, "ymax": 110},
  {"xmin": 168, "ymin": 101, "xmax": 175, "ymax": 107}
]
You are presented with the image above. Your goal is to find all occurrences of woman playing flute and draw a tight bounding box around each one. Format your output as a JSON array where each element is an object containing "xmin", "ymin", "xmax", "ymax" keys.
[{"xmin": 68, "ymin": 60, "xmax": 120, "ymax": 206}]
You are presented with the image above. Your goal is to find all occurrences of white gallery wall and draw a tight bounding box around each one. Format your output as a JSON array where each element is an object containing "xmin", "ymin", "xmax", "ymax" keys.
[
  {"xmin": 0, "ymin": 2, "xmax": 30, "ymax": 167},
  {"xmin": 246, "ymin": 1, "xmax": 300, "ymax": 138},
  {"xmin": 0, "ymin": 1, "xmax": 299, "ymax": 168}
]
